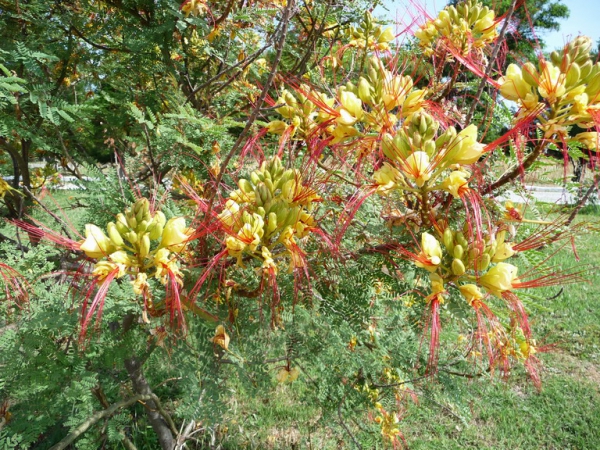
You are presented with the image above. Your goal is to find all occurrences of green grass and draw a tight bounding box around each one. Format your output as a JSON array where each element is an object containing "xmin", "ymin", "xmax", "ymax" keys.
[{"xmin": 398, "ymin": 210, "xmax": 600, "ymax": 450}]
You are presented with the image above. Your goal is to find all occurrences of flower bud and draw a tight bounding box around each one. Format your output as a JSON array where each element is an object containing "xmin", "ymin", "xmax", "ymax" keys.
[
  {"xmin": 148, "ymin": 222, "xmax": 164, "ymax": 241},
  {"xmin": 443, "ymin": 228, "xmax": 454, "ymax": 252},
  {"xmin": 451, "ymin": 258, "xmax": 466, "ymax": 276},
  {"xmin": 107, "ymin": 222, "xmax": 124, "ymax": 247},
  {"xmin": 453, "ymin": 244, "xmax": 464, "ymax": 260},
  {"xmin": 139, "ymin": 233, "xmax": 151, "ymax": 258},
  {"xmin": 358, "ymin": 77, "xmax": 373, "ymax": 104},
  {"xmin": 267, "ymin": 212, "xmax": 278, "ymax": 234},
  {"xmin": 477, "ymin": 253, "xmax": 491, "ymax": 271}
]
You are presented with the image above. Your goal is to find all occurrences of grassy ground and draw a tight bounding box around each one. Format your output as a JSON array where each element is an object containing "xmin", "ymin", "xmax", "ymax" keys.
[{"xmin": 399, "ymin": 211, "xmax": 600, "ymax": 450}]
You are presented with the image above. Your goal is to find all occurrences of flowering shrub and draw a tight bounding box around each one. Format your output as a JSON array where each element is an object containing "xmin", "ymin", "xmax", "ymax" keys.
[{"xmin": 0, "ymin": 0, "xmax": 596, "ymax": 448}]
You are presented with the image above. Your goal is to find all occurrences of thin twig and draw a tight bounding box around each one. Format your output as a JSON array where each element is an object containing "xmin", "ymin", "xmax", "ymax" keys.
[
  {"xmin": 22, "ymin": 186, "xmax": 74, "ymax": 239},
  {"xmin": 206, "ymin": 0, "xmax": 296, "ymax": 216},
  {"xmin": 484, "ymin": 138, "xmax": 547, "ymax": 194},
  {"xmin": 566, "ymin": 175, "xmax": 599, "ymax": 226},
  {"xmin": 337, "ymin": 391, "xmax": 362, "ymax": 450},
  {"xmin": 464, "ymin": 0, "xmax": 519, "ymax": 125}
]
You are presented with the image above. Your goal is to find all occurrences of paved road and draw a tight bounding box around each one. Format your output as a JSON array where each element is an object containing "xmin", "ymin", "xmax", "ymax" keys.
[{"xmin": 501, "ymin": 185, "xmax": 597, "ymax": 205}]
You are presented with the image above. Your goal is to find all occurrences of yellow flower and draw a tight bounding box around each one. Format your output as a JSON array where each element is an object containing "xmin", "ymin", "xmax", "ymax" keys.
[
  {"xmin": 499, "ymin": 64, "xmax": 533, "ymax": 101},
  {"xmin": 439, "ymin": 170, "xmax": 470, "ymax": 198},
  {"xmin": 402, "ymin": 89, "xmax": 427, "ymax": 116},
  {"xmin": 92, "ymin": 260, "xmax": 126, "ymax": 280},
  {"xmin": 429, "ymin": 273, "xmax": 445, "ymax": 295},
  {"xmin": 266, "ymin": 120, "xmax": 289, "ymax": 135},
  {"xmin": 401, "ymin": 151, "xmax": 431, "ymax": 187},
  {"xmin": 449, "ymin": 125, "xmax": 484, "ymax": 165},
  {"xmin": 108, "ymin": 250, "xmax": 131, "ymax": 266},
  {"xmin": 161, "ymin": 217, "xmax": 193, "ymax": 253},
  {"xmin": 0, "ymin": 178, "xmax": 13, "ymax": 198},
  {"xmin": 218, "ymin": 200, "xmax": 241, "ymax": 228},
  {"xmin": 153, "ymin": 248, "xmax": 181, "ymax": 283},
  {"xmin": 382, "ymin": 74, "xmax": 413, "ymax": 111},
  {"xmin": 572, "ymin": 131, "xmax": 598, "ymax": 150},
  {"xmin": 492, "ymin": 242, "xmax": 515, "ymax": 262},
  {"xmin": 479, "ymin": 262, "xmax": 519, "ymax": 297},
  {"xmin": 459, "ymin": 284, "xmax": 484, "ymax": 305},
  {"xmin": 330, "ymin": 124, "xmax": 359, "ymax": 144},
  {"xmin": 261, "ymin": 246, "xmax": 278, "ymax": 275},
  {"xmin": 373, "ymin": 162, "xmax": 401, "ymax": 193},
  {"xmin": 537, "ymin": 62, "xmax": 566, "ymax": 101},
  {"xmin": 337, "ymin": 90, "xmax": 363, "ymax": 126},
  {"xmin": 415, "ymin": 232, "xmax": 443, "ymax": 272},
  {"xmin": 80, "ymin": 224, "xmax": 115, "ymax": 259},
  {"xmin": 132, "ymin": 272, "xmax": 149, "ymax": 296}
]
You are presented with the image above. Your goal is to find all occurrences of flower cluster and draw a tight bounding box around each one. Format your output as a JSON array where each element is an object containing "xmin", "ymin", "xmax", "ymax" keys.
[
  {"xmin": 218, "ymin": 156, "xmax": 320, "ymax": 273},
  {"xmin": 373, "ymin": 111, "xmax": 484, "ymax": 200},
  {"xmin": 268, "ymin": 56, "xmax": 427, "ymax": 145},
  {"xmin": 344, "ymin": 12, "xmax": 395, "ymax": 51},
  {"xmin": 415, "ymin": 0, "xmax": 497, "ymax": 57},
  {"xmin": 498, "ymin": 36, "xmax": 600, "ymax": 136},
  {"xmin": 80, "ymin": 198, "xmax": 194, "ymax": 293}
]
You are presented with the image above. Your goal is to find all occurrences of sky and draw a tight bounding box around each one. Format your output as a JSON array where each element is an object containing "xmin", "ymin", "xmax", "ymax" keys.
[{"xmin": 374, "ymin": 0, "xmax": 600, "ymax": 51}]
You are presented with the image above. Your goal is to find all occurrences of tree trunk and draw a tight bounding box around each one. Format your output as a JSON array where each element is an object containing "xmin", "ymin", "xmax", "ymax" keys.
[{"xmin": 124, "ymin": 356, "xmax": 175, "ymax": 450}]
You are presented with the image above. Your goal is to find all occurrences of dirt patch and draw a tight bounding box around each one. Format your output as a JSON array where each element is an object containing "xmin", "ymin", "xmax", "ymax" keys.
[{"xmin": 545, "ymin": 350, "xmax": 600, "ymax": 385}]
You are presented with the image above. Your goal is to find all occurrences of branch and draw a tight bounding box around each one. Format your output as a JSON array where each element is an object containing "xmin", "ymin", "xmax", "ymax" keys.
[
  {"xmin": 566, "ymin": 175, "xmax": 600, "ymax": 226},
  {"xmin": 48, "ymin": 394, "xmax": 153, "ymax": 450},
  {"xmin": 338, "ymin": 391, "xmax": 362, "ymax": 450},
  {"xmin": 464, "ymin": 0, "xmax": 518, "ymax": 125},
  {"xmin": 483, "ymin": 138, "xmax": 546, "ymax": 194},
  {"xmin": 212, "ymin": 0, "xmax": 236, "ymax": 28},
  {"xmin": 22, "ymin": 186, "xmax": 75, "ymax": 240},
  {"xmin": 69, "ymin": 26, "xmax": 131, "ymax": 53},
  {"xmin": 206, "ymin": 0, "xmax": 297, "ymax": 215},
  {"xmin": 124, "ymin": 356, "xmax": 176, "ymax": 450}
]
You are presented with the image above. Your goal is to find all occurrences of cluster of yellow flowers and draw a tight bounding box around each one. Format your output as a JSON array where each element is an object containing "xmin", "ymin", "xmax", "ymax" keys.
[
  {"xmin": 415, "ymin": 0, "xmax": 497, "ymax": 56},
  {"xmin": 498, "ymin": 36, "xmax": 600, "ymax": 146},
  {"xmin": 30, "ymin": 165, "xmax": 61, "ymax": 190},
  {"xmin": 79, "ymin": 198, "xmax": 194, "ymax": 294},
  {"xmin": 268, "ymin": 56, "xmax": 427, "ymax": 145},
  {"xmin": 373, "ymin": 111, "xmax": 484, "ymax": 199},
  {"xmin": 414, "ymin": 226, "xmax": 520, "ymax": 303},
  {"xmin": 344, "ymin": 12, "xmax": 395, "ymax": 51},
  {"xmin": 218, "ymin": 156, "xmax": 320, "ymax": 273}
]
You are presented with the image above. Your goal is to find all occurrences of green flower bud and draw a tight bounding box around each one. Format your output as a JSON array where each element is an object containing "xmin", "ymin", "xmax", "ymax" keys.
[
  {"xmin": 452, "ymin": 258, "xmax": 466, "ymax": 276},
  {"xmin": 107, "ymin": 222, "xmax": 124, "ymax": 247}
]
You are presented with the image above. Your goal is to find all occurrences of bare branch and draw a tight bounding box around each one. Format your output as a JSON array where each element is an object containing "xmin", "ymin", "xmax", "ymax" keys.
[{"xmin": 48, "ymin": 394, "xmax": 154, "ymax": 450}]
